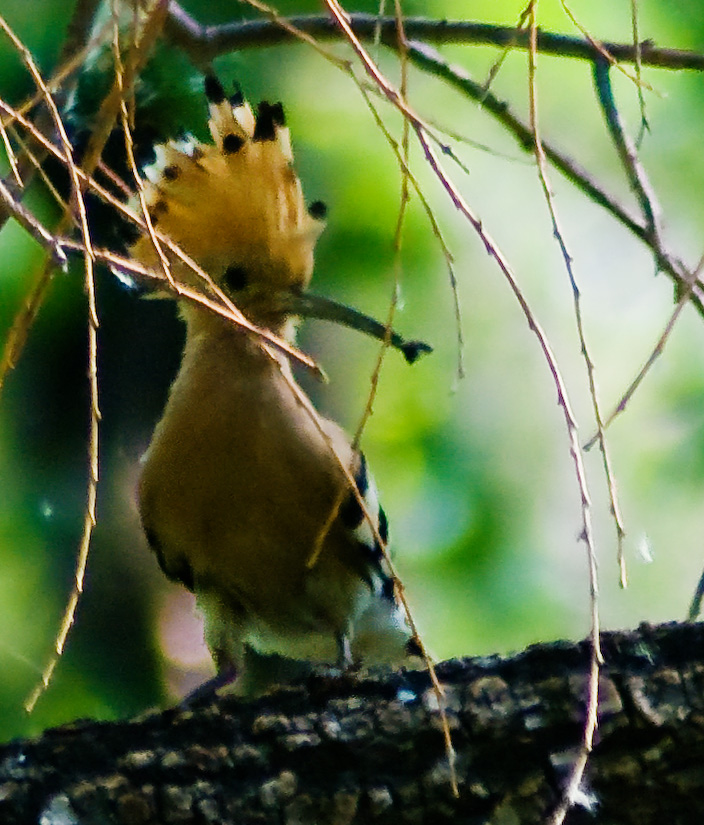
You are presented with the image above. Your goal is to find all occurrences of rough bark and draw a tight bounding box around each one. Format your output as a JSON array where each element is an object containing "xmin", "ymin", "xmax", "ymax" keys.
[{"xmin": 1, "ymin": 621, "xmax": 703, "ymax": 825}]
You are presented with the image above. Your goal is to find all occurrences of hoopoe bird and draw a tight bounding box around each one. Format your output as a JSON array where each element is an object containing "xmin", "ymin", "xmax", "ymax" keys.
[{"xmin": 131, "ymin": 75, "xmax": 429, "ymax": 696}]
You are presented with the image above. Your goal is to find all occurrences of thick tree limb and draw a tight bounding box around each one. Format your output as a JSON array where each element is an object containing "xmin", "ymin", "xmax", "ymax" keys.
[{"xmin": 1, "ymin": 621, "xmax": 703, "ymax": 824}]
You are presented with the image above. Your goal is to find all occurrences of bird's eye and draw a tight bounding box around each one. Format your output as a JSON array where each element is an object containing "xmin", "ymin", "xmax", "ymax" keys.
[
  {"xmin": 223, "ymin": 265, "xmax": 248, "ymax": 291},
  {"xmin": 308, "ymin": 200, "xmax": 327, "ymax": 219}
]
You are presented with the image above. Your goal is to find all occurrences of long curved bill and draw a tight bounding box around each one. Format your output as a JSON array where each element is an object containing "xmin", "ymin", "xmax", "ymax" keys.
[{"xmin": 281, "ymin": 291, "xmax": 432, "ymax": 365}]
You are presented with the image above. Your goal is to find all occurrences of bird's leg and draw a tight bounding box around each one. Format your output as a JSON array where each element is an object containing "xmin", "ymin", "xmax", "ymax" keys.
[
  {"xmin": 179, "ymin": 664, "xmax": 238, "ymax": 707},
  {"xmin": 336, "ymin": 631, "xmax": 354, "ymax": 671}
]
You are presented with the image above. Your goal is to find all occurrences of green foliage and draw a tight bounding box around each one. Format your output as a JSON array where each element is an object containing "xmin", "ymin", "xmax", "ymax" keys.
[
  {"xmin": 2, "ymin": 0, "xmax": 704, "ymax": 742},
  {"xmin": 66, "ymin": 40, "xmax": 208, "ymax": 145}
]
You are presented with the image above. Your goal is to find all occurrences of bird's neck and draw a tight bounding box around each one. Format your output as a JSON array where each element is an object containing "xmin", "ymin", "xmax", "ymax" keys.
[{"xmin": 178, "ymin": 303, "xmax": 296, "ymax": 387}]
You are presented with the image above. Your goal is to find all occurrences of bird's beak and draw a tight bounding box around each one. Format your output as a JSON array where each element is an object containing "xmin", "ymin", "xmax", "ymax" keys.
[{"xmin": 278, "ymin": 291, "xmax": 432, "ymax": 364}]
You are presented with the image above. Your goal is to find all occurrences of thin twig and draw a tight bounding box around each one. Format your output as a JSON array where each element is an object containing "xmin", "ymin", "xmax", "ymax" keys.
[
  {"xmin": 0, "ymin": 95, "xmax": 321, "ymax": 376},
  {"xmin": 323, "ymin": 2, "xmax": 461, "ymax": 793},
  {"xmin": 0, "ymin": 9, "xmax": 100, "ymax": 714},
  {"xmin": 325, "ymin": 8, "xmax": 602, "ymax": 569},
  {"xmin": 79, "ymin": 1, "xmax": 168, "ymax": 175},
  {"xmin": 167, "ymin": 0, "xmax": 699, "ymax": 308},
  {"xmin": 393, "ymin": 4, "xmax": 464, "ymax": 380},
  {"xmin": 22, "ymin": 1, "xmax": 176, "ymax": 712},
  {"xmin": 548, "ymin": 656, "xmax": 600, "ymax": 824},
  {"xmin": 111, "ymin": 0, "xmax": 174, "ymax": 288},
  {"xmin": 414, "ymin": 123, "xmax": 603, "ymax": 650},
  {"xmin": 559, "ymin": 0, "xmax": 654, "ymax": 90},
  {"xmin": 353, "ymin": 83, "xmax": 461, "ymax": 376},
  {"xmin": 0, "ymin": 12, "xmax": 109, "ymax": 131},
  {"xmin": 62, "ymin": 241, "xmax": 322, "ymax": 365},
  {"xmin": 8, "ymin": 123, "xmax": 70, "ymax": 212},
  {"xmin": 480, "ymin": 4, "xmax": 531, "ymax": 97},
  {"xmin": 580, "ymin": 59, "xmax": 699, "ymax": 451},
  {"xmin": 527, "ymin": 7, "xmax": 602, "ymax": 822},
  {"xmin": 322, "ymin": 0, "xmax": 611, "ymax": 799},
  {"xmin": 0, "ymin": 160, "xmax": 68, "ymax": 412},
  {"xmin": 373, "ymin": 0, "xmax": 386, "ymax": 51},
  {"xmin": 0, "ymin": 175, "xmax": 67, "ymax": 271},
  {"xmin": 0, "ymin": 41, "xmax": 105, "ymax": 387},
  {"xmin": 0, "ymin": 2, "xmax": 110, "ymax": 237},
  {"xmin": 0, "ymin": 12, "xmax": 96, "ymax": 327},
  {"xmin": 630, "ymin": 0, "xmax": 649, "ymax": 145},
  {"xmin": 353, "ymin": 0, "xmax": 410, "ymax": 449},
  {"xmin": 238, "ymin": 0, "xmax": 349, "ymax": 70},
  {"xmin": 0, "ymin": 116, "xmax": 22, "ymax": 189},
  {"xmin": 318, "ymin": 1, "xmax": 464, "ymax": 173},
  {"xmin": 346, "ymin": 80, "xmax": 465, "ymax": 379},
  {"xmin": 416, "ymin": 126, "xmax": 604, "ymax": 807},
  {"xmin": 57, "ymin": 0, "xmax": 104, "ymax": 67},
  {"xmin": 403, "ymin": 41, "xmax": 704, "ymax": 318},
  {"xmin": 527, "ymin": 7, "xmax": 626, "ymax": 591},
  {"xmin": 584, "ymin": 256, "xmax": 704, "ymax": 452},
  {"xmin": 0, "ymin": 4, "xmax": 165, "ymax": 398},
  {"xmin": 592, "ymin": 58, "xmax": 664, "ymax": 259}
]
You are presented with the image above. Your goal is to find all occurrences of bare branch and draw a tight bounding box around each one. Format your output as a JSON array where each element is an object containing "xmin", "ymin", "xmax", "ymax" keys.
[
  {"xmin": 403, "ymin": 41, "xmax": 704, "ymax": 318},
  {"xmin": 163, "ymin": 7, "xmax": 704, "ymax": 71},
  {"xmin": 526, "ymin": 9, "xmax": 603, "ymax": 817},
  {"xmin": 592, "ymin": 59, "xmax": 664, "ymax": 257},
  {"xmin": 0, "ymin": 96, "xmax": 321, "ymax": 376},
  {"xmin": 527, "ymin": 9, "xmax": 627, "ymax": 592},
  {"xmin": 630, "ymin": 0, "xmax": 650, "ymax": 143},
  {"xmin": 584, "ymin": 257, "xmax": 704, "ymax": 452}
]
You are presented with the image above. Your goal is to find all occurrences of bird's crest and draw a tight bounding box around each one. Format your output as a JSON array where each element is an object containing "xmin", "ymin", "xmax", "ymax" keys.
[
  {"xmin": 129, "ymin": 75, "xmax": 325, "ymax": 306},
  {"xmin": 128, "ymin": 74, "xmax": 431, "ymax": 361}
]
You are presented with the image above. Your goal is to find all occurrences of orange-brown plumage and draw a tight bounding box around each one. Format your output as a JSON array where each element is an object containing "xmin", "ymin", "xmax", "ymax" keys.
[{"xmin": 132, "ymin": 76, "xmax": 416, "ymax": 694}]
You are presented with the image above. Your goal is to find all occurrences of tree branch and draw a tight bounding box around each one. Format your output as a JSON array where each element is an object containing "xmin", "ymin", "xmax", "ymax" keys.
[
  {"xmin": 164, "ymin": 8, "xmax": 704, "ymax": 71},
  {"xmin": 2, "ymin": 621, "xmax": 703, "ymax": 824},
  {"xmin": 404, "ymin": 41, "xmax": 704, "ymax": 317},
  {"xmin": 163, "ymin": 7, "xmax": 704, "ymax": 318}
]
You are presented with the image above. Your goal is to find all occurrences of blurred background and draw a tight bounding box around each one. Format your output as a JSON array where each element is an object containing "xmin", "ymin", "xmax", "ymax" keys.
[{"xmin": 1, "ymin": 0, "xmax": 704, "ymax": 742}]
